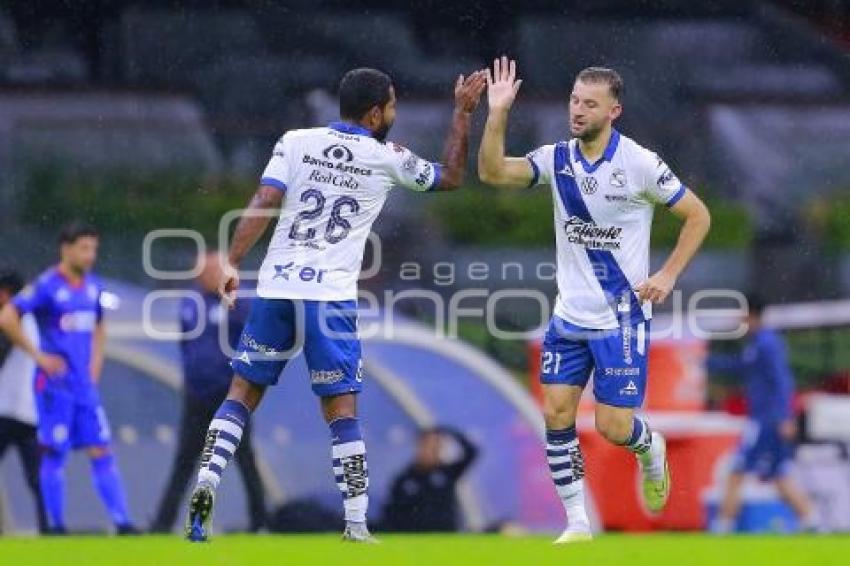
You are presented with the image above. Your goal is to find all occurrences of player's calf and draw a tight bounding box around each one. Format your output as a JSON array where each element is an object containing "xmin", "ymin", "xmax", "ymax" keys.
[
  {"xmin": 545, "ymin": 426, "xmax": 592, "ymax": 543},
  {"xmin": 326, "ymin": 410, "xmax": 375, "ymax": 542},
  {"xmin": 613, "ymin": 414, "xmax": 671, "ymax": 514},
  {"xmin": 185, "ymin": 394, "xmax": 253, "ymax": 542}
]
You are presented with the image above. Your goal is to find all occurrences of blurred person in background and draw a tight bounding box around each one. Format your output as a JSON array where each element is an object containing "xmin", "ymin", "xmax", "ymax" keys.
[
  {"xmin": 381, "ymin": 427, "xmax": 478, "ymax": 532},
  {"xmin": 0, "ymin": 269, "xmax": 47, "ymax": 533},
  {"xmin": 0, "ymin": 223, "xmax": 137, "ymax": 535},
  {"xmin": 150, "ymin": 251, "xmax": 266, "ymax": 533},
  {"xmin": 706, "ymin": 295, "xmax": 817, "ymax": 533}
]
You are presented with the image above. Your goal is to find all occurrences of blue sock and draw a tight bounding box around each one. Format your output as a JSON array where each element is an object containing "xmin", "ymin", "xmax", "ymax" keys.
[
  {"xmin": 91, "ymin": 452, "xmax": 131, "ymax": 527},
  {"xmin": 198, "ymin": 399, "xmax": 250, "ymax": 490},
  {"xmin": 329, "ymin": 417, "xmax": 369, "ymax": 524},
  {"xmin": 622, "ymin": 415, "xmax": 652, "ymax": 455},
  {"xmin": 40, "ymin": 450, "xmax": 67, "ymax": 530}
]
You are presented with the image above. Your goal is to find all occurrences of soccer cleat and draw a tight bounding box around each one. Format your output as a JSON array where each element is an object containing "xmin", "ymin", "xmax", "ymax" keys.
[
  {"xmin": 45, "ymin": 526, "xmax": 68, "ymax": 536},
  {"xmin": 553, "ymin": 527, "xmax": 593, "ymax": 544},
  {"xmin": 116, "ymin": 523, "xmax": 142, "ymax": 536},
  {"xmin": 639, "ymin": 431, "xmax": 671, "ymax": 514},
  {"xmin": 184, "ymin": 484, "xmax": 215, "ymax": 542},
  {"xmin": 342, "ymin": 522, "xmax": 379, "ymax": 543}
]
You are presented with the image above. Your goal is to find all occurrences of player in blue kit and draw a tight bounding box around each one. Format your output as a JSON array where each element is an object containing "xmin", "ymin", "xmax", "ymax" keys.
[
  {"xmin": 0, "ymin": 223, "xmax": 137, "ymax": 535},
  {"xmin": 707, "ymin": 296, "xmax": 816, "ymax": 533},
  {"xmin": 479, "ymin": 58, "xmax": 711, "ymax": 543},
  {"xmin": 184, "ymin": 67, "xmax": 487, "ymax": 542}
]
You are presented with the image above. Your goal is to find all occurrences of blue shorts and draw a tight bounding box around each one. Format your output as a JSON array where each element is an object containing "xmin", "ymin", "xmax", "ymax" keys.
[
  {"xmin": 34, "ymin": 371, "xmax": 112, "ymax": 452},
  {"xmin": 731, "ymin": 420, "xmax": 794, "ymax": 480},
  {"xmin": 539, "ymin": 316, "xmax": 650, "ymax": 408},
  {"xmin": 230, "ymin": 298, "xmax": 362, "ymax": 397}
]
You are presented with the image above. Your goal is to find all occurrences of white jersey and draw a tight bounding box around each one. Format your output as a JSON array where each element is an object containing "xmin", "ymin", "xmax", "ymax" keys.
[
  {"xmin": 256, "ymin": 122, "xmax": 441, "ymax": 300},
  {"xmin": 0, "ymin": 313, "xmax": 38, "ymax": 425},
  {"xmin": 527, "ymin": 130, "xmax": 687, "ymax": 329}
]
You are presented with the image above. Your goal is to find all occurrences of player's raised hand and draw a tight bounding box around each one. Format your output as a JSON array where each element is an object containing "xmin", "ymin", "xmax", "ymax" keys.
[
  {"xmin": 635, "ymin": 269, "xmax": 676, "ymax": 304},
  {"xmin": 219, "ymin": 262, "xmax": 240, "ymax": 309},
  {"xmin": 486, "ymin": 55, "xmax": 522, "ymax": 112},
  {"xmin": 454, "ymin": 70, "xmax": 488, "ymax": 113}
]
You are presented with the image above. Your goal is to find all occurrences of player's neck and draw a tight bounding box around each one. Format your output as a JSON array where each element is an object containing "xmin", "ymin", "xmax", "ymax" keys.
[
  {"xmin": 57, "ymin": 262, "xmax": 84, "ymax": 286},
  {"xmin": 577, "ymin": 125, "xmax": 613, "ymax": 163}
]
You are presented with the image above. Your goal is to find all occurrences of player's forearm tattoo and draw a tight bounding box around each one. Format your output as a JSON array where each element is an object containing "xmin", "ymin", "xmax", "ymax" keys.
[{"xmin": 439, "ymin": 109, "xmax": 473, "ymax": 189}]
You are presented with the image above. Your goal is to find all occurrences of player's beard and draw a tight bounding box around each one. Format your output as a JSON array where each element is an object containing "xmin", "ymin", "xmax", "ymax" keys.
[
  {"xmin": 576, "ymin": 120, "xmax": 605, "ymax": 143},
  {"xmin": 373, "ymin": 119, "xmax": 392, "ymax": 142}
]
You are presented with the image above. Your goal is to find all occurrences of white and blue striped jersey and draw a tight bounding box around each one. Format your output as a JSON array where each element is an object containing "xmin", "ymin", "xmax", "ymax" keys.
[
  {"xmin": 256, "ymin": 122, "xmax": 441, "ymax": 301},
  {"xmin": 527, "ymin": 130, "xmax": 687, "ymax": 330}
]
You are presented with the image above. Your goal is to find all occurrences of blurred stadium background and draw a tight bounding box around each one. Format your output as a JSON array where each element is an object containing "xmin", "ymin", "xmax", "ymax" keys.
[{"xmin": 1, "ymin": 0, "xmax": 850, "ymax": 544}]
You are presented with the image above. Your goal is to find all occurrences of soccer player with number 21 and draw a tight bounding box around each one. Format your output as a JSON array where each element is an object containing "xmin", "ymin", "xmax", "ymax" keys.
[
  {"xmin": 184, "ymin": 67, "xmax": 487, "ymax": 542},
  {"xmin": 479, "ymin": 56, "xmax": 711, "ymax": 543}
]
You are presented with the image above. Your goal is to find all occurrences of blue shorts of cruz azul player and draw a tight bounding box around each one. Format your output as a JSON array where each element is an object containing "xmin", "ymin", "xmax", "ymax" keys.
[
  {"xmin": 539, "ymin": 315, "xmax": 650, "ymax": 408},
  {"xmin": 731, "ymin": 420, "xmax": 794, "ymax": 480},
  {"xmin": 230, "ymin": 298, "xmax": 362, "ymax": 397},
  {"xmin": 34, "ymin": 370, "xmax": 112, "ymax": 452}
]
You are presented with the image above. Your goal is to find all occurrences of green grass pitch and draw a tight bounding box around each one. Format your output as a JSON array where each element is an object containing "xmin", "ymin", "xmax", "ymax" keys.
[{"xmin": 1, "ymin": 533, "xmax": 848, "ymax": 565}]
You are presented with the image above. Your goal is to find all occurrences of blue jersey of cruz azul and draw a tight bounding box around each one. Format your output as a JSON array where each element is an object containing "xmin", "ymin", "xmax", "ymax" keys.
[{"xmin": 12, "ymin": 267, "xmax": 103, "ymax": 391}]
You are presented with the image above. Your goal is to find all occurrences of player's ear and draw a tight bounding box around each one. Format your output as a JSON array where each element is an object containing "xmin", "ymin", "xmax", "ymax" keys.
[
  {"xmin": 610, "ymin": 102, "xmax": 622, "ymax": 121},
  {"xmin": 364, "ymin": 105, "xmax": 382, "ymax": 128}
]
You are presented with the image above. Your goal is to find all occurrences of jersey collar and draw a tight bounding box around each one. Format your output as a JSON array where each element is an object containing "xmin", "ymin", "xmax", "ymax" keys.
[
  {"xmin": 573, "ymin": 128, "xmax": 620, "ymax": 174},
  {"xmin": 328, "ymin": 121, "xmax": 373, "ymax": 137}
]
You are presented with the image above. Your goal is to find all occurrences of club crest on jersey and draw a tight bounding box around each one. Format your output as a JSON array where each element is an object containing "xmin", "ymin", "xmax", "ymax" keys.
[
  {"xmin": 402, "ymin": 154, "xmax": 419, "ymax": 174},
  {"xmin": 322, "ymin": 144, "xmax": 354, "ymax": 163},
  {"xmin": 579, "ymin": 176, "xmax": 598, "ymax": 195},
  {"xmin": 610, "ymin": 168, "xmax": 626, "ymax": 188}
]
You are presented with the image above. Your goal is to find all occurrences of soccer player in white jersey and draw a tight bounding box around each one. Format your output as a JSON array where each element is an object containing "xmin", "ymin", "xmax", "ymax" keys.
[
  {"xmin": 184, "ymin": 67, "xmax": 486, "ymax": 542},
  {"xmin": 479, "ymin": 58, "xmax": 711, "ymax": 543}
]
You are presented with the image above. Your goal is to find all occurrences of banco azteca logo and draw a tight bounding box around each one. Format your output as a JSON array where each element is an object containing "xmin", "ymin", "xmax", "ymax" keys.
[{"xmin": 323, "ymin": 144, "xmax": 354, "ymax": 162}]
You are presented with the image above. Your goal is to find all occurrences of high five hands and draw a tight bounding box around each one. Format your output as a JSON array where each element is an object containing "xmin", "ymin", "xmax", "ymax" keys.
[
  {"xmin": 487, "ymin": 55, "xmax": 523, "ymax": 112},
  {"xmin": 455, "ymin": 70, "xmax": 488, "ymax": 113}
]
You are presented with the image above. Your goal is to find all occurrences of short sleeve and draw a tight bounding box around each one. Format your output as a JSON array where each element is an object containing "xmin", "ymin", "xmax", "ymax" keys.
[
  {"xmin": 95, "ymin": 289, "xmax": 104, "ymax": 323},
  {"xmin": 641, "ymin": 152, "xmax": 687, "ymax": 207},
  {"xmin": 259, "ymin": 133, "xmax": 292, "ymax": 192},
  {"xmin": 12, "ymin": 279, "xmax": 49, "ymax": 315},
  {"xmin": 179, "ymin": 295, "xmax": 198, "ymax": 334},
  {"xmin": 525, "ymin": 144, "xmax": 555, "ymax": 188},
  {"xmin": 382, "ymin": 142, "xmax": 441, "ymax": 192}
]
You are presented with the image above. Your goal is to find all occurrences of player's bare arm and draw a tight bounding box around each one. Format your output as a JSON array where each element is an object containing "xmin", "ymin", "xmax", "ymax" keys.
[
  {"xmin": 221, "ymin": 186, "xmax": 285, "ymax": 307},
  {"xmin": 0, "ymin": 302, "xmax": 66, "ymax": 375},
  {"xmin": 478, "ymin": 56, "xmax": 534, "ymax": 189},
  {"xmin": 434, "ymin": 71, "xmax": 488, "ymax": 191},
  {"xmin": 90, "ymin": 321, "xmax": 106, "ymax": 384},
  {"xmin": 636, "ymin": 190, "xmax": 711, "ymax": 304}
]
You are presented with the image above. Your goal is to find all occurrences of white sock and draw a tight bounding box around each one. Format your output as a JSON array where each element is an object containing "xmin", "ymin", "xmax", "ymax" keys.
[
  {"xmin": 546, "ymin": 427, "xmax": 590, "ymax": 530},
  {"xmin": 330, "ymin": 417, "xmax": 369, "ymax": 524}
]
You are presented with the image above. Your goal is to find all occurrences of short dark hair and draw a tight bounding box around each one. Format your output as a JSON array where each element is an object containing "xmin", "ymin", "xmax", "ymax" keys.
[
  {"xmin": 576, "ymin": 67, "xmax": 624, "ymax": 101},
  {"xmin": 0, "ymin": 269, "xmax": 23, "ymax": 295},
  {"xmin": 338, "ymin": 68, "xmax": 393, "ymax": 121},
  {"xmin": 59, "ymin": 221, "xmax": 99, "ymax": 245},
  {"xmin": 746, "ymin": 293, "xmax": 766, "ymax": 317}
]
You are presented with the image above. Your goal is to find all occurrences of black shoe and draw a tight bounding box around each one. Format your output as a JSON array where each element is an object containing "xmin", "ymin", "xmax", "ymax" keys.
[
  {"xmin": 45, "ymin": 526, "xmax": 68, "ymax": 536},
  {"xmin": 117, "ymin": 523, "xmax": 143, "ymax": 536}
]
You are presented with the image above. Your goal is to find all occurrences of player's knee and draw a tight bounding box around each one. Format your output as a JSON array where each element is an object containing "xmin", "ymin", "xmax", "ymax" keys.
[
  {"xmin": 542, "ymin": 400, "xmax": 574, "ymax": 430},
  {"xmin": 228, "ymin": 375, "xmax": 264, "ymax": 411},
  {"xmin": 87, "ymin": 445, "xmax": 110, "ymax": 459},
  {"xmin": 321, "ymin": 393, "xmax": 357, "ymax": 423}
]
